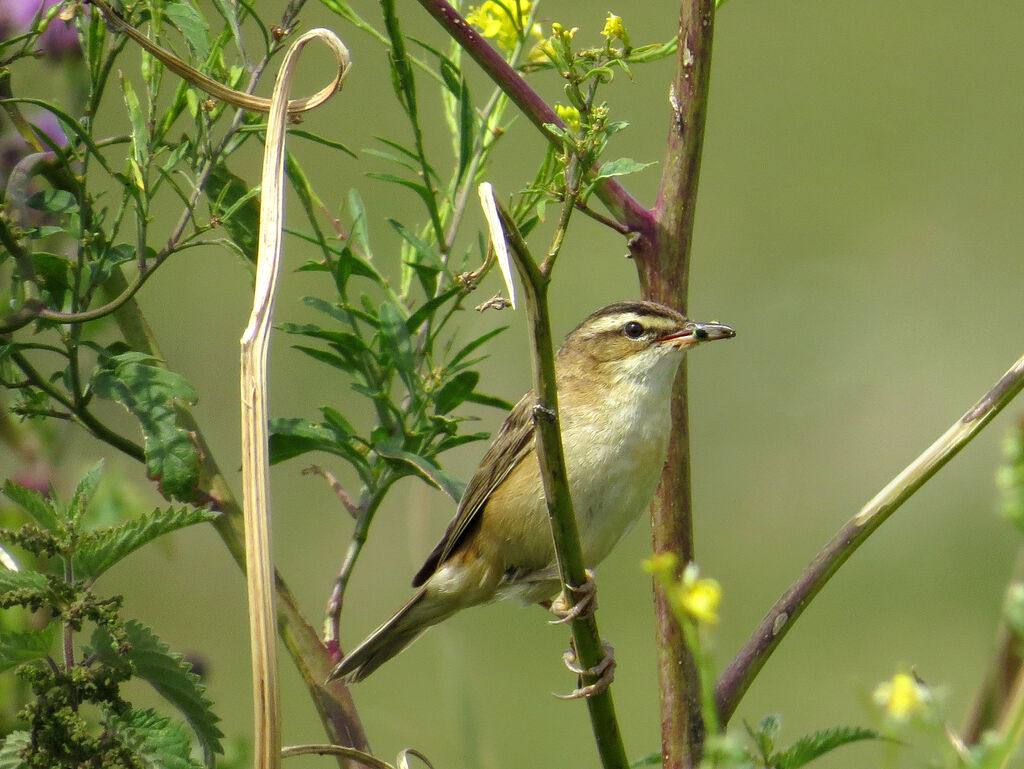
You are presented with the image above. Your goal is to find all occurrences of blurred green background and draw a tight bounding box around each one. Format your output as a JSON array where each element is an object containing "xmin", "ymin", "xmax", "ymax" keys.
[{"xmin": 7, "ymin": 0, "xmax": 1024, "ymax": 766}]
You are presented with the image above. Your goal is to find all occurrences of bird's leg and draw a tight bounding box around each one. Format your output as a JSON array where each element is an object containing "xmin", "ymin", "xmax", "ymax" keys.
[
  {"xmin": 547, "ymin": 568, "xmax": 598, "ymax": 624},
  {"xmin": 554, "ymin": 640, "xmax": 616, "ymax": 700}
]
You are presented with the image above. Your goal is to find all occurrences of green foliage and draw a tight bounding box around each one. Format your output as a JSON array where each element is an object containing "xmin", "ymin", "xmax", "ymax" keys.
[
  {"xmin": 91, "ymin": 622, "xmax": 223, "ymax": 764},
  {"xmin": 746, "ymin": 716, "xmax": 880, "ymax": 769},
  {"xmin": 0, "ymin": 464, "xmax": 219, "ymax": 768},
  {"xmin": 90, "ymin": 352, "xmax": 201, "ymax": 502},
  {"xmin": 997, "ymin": 419, "xmax": 1024, "ymax": 532}
]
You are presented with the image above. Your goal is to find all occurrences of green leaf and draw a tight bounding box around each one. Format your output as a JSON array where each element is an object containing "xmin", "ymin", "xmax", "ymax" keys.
[
  {"xmin": 374, "ymin": 441, "xmax": 465, "ymax": 502},
  {"xmin": 378, "ymin": 300, "xmax": 417, "ymax": 392},
  {"xmin": 465, "ymin": 391, "xmax": 514, "ymax": 411},
  {"xmin": 772, "ymin": 726, "xmax": 880, "ymax": 769},
  {"xmin": 0, "ymin": 731, "xmax": 30, "ymax": 769},
  {"xmin": 592, "ymin": 157, "xmax": 656, "ymax": 182},
  {"xmin": 346, "ymin": 188, "xmax": 373, "ymax": 260},
  {"xmin": 448, "ymin": 326, "xmax": 506, "ymax": 369},
  {"xmin": 268, "ymin": 418, "xmax": 368, "ymax": 477},
  {"xmin": 388, "ymin": 219, "xmax": 443, "ymax": 270},
  {"xmin": 72, "ymin": 507, "xmax": 217, "ymax": 581},
  {"xmin": 163, "ymin": 1, "xmax": 210, "ymax": 60},
  {"xmin": 107, "ymin": 708, "xmax": 204, "ymax": 769},
  {"xmin": 90, "ymin": 352, "xmax": 200, "ymax": 502},
  {"xmin": 365, "ymin": 172, "xmax": 436, "ymax": 209},
  {"xmin": 120, "ymin": 73, "xmax": 149, "ymax": 170},
  {"xmin": 292, "ymin": 346, "xmax": 356, "ymax": 373},
  {"xmin": 67, "ymin": 460, "xmax": 105, "ymax": 524},
  {"xmin": 0, "ymin": 569, "xmax": 48, "ymax": 594},
  {"xmin": 25, "ymin": 189, "xmax": 78, "ymax": 214},
  {"xmin": 434, "ymin": 371, "xmax": 479, "ymax": 415},
  {"xmin": 2, "ymin": 481, "xmax": 58, "ymax": 531},
  {"xmin": 0, "ymin": 627, "xmax": 57, "ymax": 673},
  {"xmin": 206, "ymin": 163, "xmax": 260, "ymax": 261},
  {"xmin": 93, "ymin": 622, "xmax": 223, "ymax": 765},
  {"xmin": 30, "ymin": 252, "xmax": 70, "ymax": 309}
]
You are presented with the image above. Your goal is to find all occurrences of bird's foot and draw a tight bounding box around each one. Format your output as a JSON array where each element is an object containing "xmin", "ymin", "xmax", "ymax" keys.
[
  {"xmin": 547, "ymin": 569, "xmax": 597, "ymax": 625},
  {"xmin": 553, "ymin": 641, "xmax": 616, "ymax": 700}
]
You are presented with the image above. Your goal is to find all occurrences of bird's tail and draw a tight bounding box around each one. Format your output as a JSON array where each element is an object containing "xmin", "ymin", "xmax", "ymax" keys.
[{"xmin": 327, "ymin": 586, "xmax": 459, "ymax": 683}]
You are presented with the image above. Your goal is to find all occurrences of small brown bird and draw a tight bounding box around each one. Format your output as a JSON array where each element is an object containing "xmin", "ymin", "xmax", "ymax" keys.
[{"xmin": 329, "ymin": 300, "xmax": 734, "ymax": 683}]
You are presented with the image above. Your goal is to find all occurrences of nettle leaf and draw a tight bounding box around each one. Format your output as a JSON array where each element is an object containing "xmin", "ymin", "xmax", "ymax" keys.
[
  {"xmin": 374, "ymin": 440, "xmax": 465, "ymax": 502},
  {"xmin": 0, "ymin": 626, "xmax": 57, "ymax": 673},
  {"xmin": 73, "ymin": 507, "xmax": 217, "ymax": 581},
  {"xmin": 90, "ymin": 352, "xmax": 200, "ymax": 502},
  {"xmin": 0, "ymin": 570, "xmax": 48, "ymax": 593},
  {"xmin": 592, "ymin": 157, "xmax": 656, "ymax": 182},
  {"xmin": 108, "ymin": 708, "xmax": 204, "ymax": 769},
  {"xmin": 93, "ymin": 622, "xmax": 223, "ymax": 766},
  {"xmin": 434, "ymin": 371, "xmax": 478, "ymax": 415},
  {"xmin": 163, "ymin": 0, "xmax": 210, "ymax": 60},
  {"xmin": 772, "ymin": 726, "xmax": 880, "ymax": 769},
  {"xmin": 67, "ymin": 460, "xmax": 105, "ymax": 524},
  {"xmin": 2, "ymin": 480, "xmax": 58, "ymax": 531},
  {"xmin": 0, "ymin": 731, "xmax": 31, "ymax": 769}
]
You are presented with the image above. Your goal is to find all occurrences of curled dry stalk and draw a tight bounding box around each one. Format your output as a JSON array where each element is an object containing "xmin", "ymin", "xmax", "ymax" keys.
[{"xmin": 237, "ymin": 24, "xmax": 351, "ymax": 769}]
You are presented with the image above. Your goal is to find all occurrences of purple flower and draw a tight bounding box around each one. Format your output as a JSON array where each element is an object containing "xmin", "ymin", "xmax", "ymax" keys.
[{"xmin": 0, "ymin": 0, "xmax": 82, "ymax": 61}]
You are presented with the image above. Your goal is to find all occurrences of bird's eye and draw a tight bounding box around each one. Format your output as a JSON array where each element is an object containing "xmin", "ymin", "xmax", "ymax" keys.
[{"xmin": 623, "ymin": 320, "xmax": 645, "ymax": 339}]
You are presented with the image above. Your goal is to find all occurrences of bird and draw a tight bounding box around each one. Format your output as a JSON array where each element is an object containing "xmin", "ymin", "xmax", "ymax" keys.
[{"xmin": 328, "ymin": 300, "xmax": 735, "ymax": 683}]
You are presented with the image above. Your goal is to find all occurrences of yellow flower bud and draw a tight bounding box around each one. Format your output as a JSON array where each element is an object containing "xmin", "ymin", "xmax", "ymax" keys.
[
  {"xmin": 872, "ymin": 672, "xmax": 930, "ymax": 722},
  {"xmin": 676, "ymin": 564, "xmax": 721, "ymax": 625},
  {"xmin": 554, "ymin": 104, "xmax": 581, "ymax": 133}
]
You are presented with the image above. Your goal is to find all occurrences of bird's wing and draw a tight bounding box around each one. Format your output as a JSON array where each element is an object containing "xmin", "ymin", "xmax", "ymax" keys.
[{"xmin": 411, "ymin": 390, "xmax": 537, "ymax": 587}]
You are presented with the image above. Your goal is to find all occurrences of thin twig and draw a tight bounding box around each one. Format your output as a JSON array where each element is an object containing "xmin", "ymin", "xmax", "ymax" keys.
[{"xmin": 715, "ymin": 351, "xmax": 1024, "ymax": 724}]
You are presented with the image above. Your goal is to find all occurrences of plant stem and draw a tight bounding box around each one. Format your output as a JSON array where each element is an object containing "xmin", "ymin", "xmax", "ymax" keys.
[
  {"xmin": 637, "ymin": 1, "xmax": 718, "ymax": 766},
  {"xmin": 716, "ymin": 351, "xmax": 1024, "ymax": 724},
  {"xmin": 495, "ymin": 202, "xmax": 629, "ymax": 769}
]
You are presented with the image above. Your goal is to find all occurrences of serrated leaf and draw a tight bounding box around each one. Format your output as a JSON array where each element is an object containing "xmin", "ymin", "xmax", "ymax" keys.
[
  {"xmin": 593, "ymin": 157, "xmax": 656, "ymax": 181},
  {"xmin": 67, "ymin": 460, "xmax": 105, "ymax": 524},
  {"xmin": 0, "ymin": 569, "xmax": 48, "ymax": 593},
  {"xmin": 772, "ymin": 726, "xmax": 880, "ymax": 769},
  {"xmin": 93, "ymin": 622, "xmax": 223, "ymax": 765},
  {"xmin": 374, "ymin": 441, "xmax": 465, "ymax": 502},
  {"xmin": 163, "ymin": 1, "xmax": 210, "ymax": 60},
  {"xmin": 434, "ymin": 371, "xmax": 479, "ymax": 415},
  {"xmin": 72, "ymin": 507, "xmax": 217, "ymax": 581},
  {"xmin": 108, "ymin": 708, "xmax": 204, "ymax": 769},
  {"xmin": 0, "ymin": 626, "xmax": 57, "ymax": 673},
  {"xmin": 0, "ymin": 731, "xmax": 30, "ymax": 769},
  {"xmin": 90, "ymin": 352, "xmax": 200, "ymax": 502},
  {"xmin": 2, "ymin": 480, "xmax": 58, "ymax": 531}
]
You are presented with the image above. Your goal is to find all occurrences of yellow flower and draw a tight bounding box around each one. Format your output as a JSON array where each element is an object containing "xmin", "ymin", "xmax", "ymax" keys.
[
  {"xmin": 554, "ymin": 104, "xmax": 581, "ymax": 133},
  {"xmin": 676, "ymin": 563, "xmax": 721, "ymax": 625},
  {"xmin": 642, "ymin": 552, "xmax": 679, "ymax": 582},
  {"xmin": 873, "ymin": 672, "xmax": 930, "ymax": 722},
  {"xmin": 466, "ymin": 0, "xmax": 539, "ymax": 52},
  {"xmin": 598, "ymin": 12, "xmax": 622, "ymax": 44}
]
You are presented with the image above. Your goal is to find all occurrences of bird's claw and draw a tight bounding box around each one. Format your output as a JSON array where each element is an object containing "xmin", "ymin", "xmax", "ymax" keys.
[
  {"xmin": 548, "ymin": 569, "xmax": 597, "ymax": 625},
  {"xmin": 553, "ymin": 641, "xmax": 616, "ymax": 700}
]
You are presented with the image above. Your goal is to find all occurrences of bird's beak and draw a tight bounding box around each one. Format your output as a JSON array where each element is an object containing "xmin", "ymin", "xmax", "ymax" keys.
[{"xmin": 659, "ymin": 320, "xmax": 736, "ymax": 350}]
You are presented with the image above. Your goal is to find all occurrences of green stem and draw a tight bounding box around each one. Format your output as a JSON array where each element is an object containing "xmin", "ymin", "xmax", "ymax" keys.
[{"xmin": 496, "ymin": 204, "xmax": 629, "ymax": 769}]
